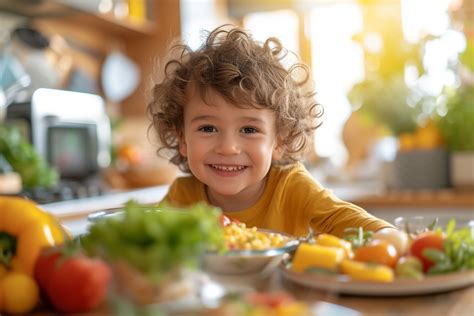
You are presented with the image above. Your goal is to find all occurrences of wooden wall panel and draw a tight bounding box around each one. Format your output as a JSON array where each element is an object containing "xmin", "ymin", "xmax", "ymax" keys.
[{"xmin": 122, "ymin": 0, "xmax": 182, "ymax": 117}]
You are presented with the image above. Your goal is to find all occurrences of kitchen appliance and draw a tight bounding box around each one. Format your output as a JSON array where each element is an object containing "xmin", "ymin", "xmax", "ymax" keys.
[{"xmin": 5, "ymin": 88, "xmax": 111, "ymax": 180}]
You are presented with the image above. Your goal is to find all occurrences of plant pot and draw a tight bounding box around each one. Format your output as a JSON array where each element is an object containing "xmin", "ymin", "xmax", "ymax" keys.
[
  {"xmin": 393, "ymin": 148, "xmax": 450, "ymax": 190},
  {"xmin": 450, "ymin": 151, "xmax": 474, "ymax": 189}
]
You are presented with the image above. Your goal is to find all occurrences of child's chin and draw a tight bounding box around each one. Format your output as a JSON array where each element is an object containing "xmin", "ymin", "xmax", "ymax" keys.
[{"xmin": 207, "ymin": 185, "xmax": 243, "ymax": 197}]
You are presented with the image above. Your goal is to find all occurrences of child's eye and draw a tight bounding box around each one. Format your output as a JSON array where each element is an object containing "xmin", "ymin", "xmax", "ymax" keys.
[
  {"xmin": 198, "ymin": 125, "xmax": 217, "ymax": 133},
  {"xmin": 241, "ymin": 126, "xmax": 259, "ymax": 134}
]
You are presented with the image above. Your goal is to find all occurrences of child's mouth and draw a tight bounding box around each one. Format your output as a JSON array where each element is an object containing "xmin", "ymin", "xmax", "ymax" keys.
[{"xmin": 208, "ymin": 164, "xmax": 247, "ymax": 175}]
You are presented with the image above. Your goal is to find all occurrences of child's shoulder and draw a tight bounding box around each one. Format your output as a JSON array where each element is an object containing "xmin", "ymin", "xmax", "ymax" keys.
[
  {"xmin": 270, "ymin": 162, "xmax": 315, "ymax": 185},
  {"xmin": 166, "ymin": 173, "xmax": 204, "ymax": 203},
  {"xmin": 171, "ymin": 173, "xmax": 200, "ymax": 186},
  {"xmin": 167, "ymin": 174, "xmax": 203, "ymax": 194},
  {"xmin": 268, "ymin": 162, "xmax": 325, "ymax": 200},
  {"xmin": 271, "ymin": 162, "xmax": 310, "ymax": 177}
]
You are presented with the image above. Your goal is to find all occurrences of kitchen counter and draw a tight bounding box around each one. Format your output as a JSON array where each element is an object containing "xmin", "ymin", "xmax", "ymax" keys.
[
  {"xmin": 41, "ymin": 179, "xmax": 474, "ymax": 236},
  {"xmin": 42, "ymin": 185, "xmax": 169, "ymax": 236},
  {"xmin": 352, "ymin": 188, "xmax": 474, "ymax": 208},
  {"xmin": 350, "ymin": 188, "xmax": 474, "ymax": 224}
]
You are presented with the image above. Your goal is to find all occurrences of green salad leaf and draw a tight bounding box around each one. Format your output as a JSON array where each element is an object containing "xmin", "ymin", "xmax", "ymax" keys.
[
  {"xmin": 81, "ymin": 200, "xmax": 225, "ymax": 282},
  {"xmin": 424, "ymin": 219, "xmax": 474, "ymax": 275}
]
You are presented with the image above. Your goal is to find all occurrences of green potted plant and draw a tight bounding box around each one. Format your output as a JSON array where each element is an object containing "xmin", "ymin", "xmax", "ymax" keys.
[
  {"xmin": 439, "ymin": 86, "xmax": 474, "ymax": 188},
  {"xmin": 347, "ymin": 27, "xmax": 449, "ymax": 189}
]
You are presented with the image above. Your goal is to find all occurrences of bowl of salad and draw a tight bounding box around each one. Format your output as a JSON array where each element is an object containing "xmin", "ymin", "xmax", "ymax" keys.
[
  {"xmin": 82, "ymin": 201, "xmax": 226, "ymax": 305},
  {"xmin": 203, "ymin": 220, "xmax": 299, "ymax": 275}
]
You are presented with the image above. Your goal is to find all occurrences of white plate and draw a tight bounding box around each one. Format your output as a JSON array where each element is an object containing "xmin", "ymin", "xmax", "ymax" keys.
[{"xmin": 280, "ymin": 263, "xmax": 474, "ymax": 296}]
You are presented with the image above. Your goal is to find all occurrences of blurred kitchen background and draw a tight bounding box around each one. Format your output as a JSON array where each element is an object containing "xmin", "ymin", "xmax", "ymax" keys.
[{"xmin": 0, "ymin": 0, "xmax": 473, "ymax": 225}]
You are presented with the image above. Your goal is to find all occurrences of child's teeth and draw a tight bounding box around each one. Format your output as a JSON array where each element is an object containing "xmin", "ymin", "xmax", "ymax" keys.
[{"xmin": 212, "ymin": 165, "xmax": 245, "ymax": 171}]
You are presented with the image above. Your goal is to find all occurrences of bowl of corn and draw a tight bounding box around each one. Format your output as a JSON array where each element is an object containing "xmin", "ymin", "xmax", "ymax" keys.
[{"xmin": 203, "ymin": 222, "xmax": 299, "ymax": 275}]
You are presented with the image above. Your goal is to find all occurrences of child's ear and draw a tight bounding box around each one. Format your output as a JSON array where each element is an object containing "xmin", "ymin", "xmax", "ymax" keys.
[{"xmin": 272, "ymin": 144, "xmax": 283, "ymax": 161}]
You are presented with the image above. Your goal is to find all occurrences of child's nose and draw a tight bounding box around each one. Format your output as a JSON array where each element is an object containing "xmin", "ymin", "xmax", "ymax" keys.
[{"xmin": 215, "ymin": 133, "xmax": 241, "ymax": 155}]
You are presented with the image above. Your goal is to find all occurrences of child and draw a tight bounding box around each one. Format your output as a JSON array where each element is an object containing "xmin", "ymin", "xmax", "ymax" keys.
[{"xmin": 147, "ymin": 25, "xmax": 394, "ymax": 237}]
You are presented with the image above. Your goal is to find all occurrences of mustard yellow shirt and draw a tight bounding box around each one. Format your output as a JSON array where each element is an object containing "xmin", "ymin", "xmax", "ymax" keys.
[{"xmin": 160, "ymin": 162, "xmax": 393, "ymax": 237}]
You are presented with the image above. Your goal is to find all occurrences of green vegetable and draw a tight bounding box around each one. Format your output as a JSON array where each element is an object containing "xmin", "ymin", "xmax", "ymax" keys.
[
  {"xmin": 343, "ymin": 227, "xmax": 373, "ymax": 249},
  {"xmin": 424, "ymin": 219, "xmax": 474, "ymax": 275},
  {"xmin": 0, "ymin": 125, "xmax": 58, "ymax": 188},
  {"xmin": 395, "ymin": 256, "xmax": 424, "ymax": 280},
  {"xmin": 81, "ymin": 200, "xmax": 225, "ymax": 282}
]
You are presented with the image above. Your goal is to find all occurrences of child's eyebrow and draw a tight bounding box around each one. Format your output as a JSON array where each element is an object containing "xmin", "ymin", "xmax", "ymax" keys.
[
  {"xmin": 190, "ymin": 115, "xmax": 215, "ymax": 123},
  {"xmin": 190, "ymin": 115, "xmax": 266, "ymax": 124},
  {"xmin": 240, "ymin": 116, "xmax": 266, "ymax": 124}
]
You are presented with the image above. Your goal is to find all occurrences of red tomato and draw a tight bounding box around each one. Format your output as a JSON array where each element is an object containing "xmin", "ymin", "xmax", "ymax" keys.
[
  {"xmin": 410, "ymin": 231, "xmax": 444, "ymax": 272},
  {"xmin": 34, "ymin": 249, "xmax": 62, "ymax": 289},
  {"xmin": 34, "ymin": 248, "xmax": 111, "ymax": 313},
  {"xmin": 353, "ymin": 240, "xmax": 399, "ymax": 268},
  {"xmin": 220, "ymin": 214, "xmax": 231, "ymax": 226}
]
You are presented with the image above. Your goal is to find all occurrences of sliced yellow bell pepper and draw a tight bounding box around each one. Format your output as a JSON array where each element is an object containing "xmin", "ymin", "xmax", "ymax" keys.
[
  {"xmin": 314, "ymin": 233, "xmax": 353, "ymax": 259},
  {"xmin": 340, "ymin": 259, "xmax": 394, "ymax": 282},
  {"xmin": 0, "ymin": 197, "xmax": 66, "ymax": 275},
  {"xmin": 291, "ymin": 243, "xmax": 345, "ymax": 273}
]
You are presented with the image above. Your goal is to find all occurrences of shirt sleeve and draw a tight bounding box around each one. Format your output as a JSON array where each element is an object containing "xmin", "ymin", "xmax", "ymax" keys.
[
  {"xmin": 307, "ymin": 189, "xmax": 394, "ymax": 237},
  {"xmin": 289, "ymin": 169, "xmax": 394, "ymax": 237},
  {"xmin": 157, "ymin": 180, "xmax": 177, "ymax": 207},
  {"xmin": 157, "ymin": 176, "xmax": 206, "ymax": 208}
]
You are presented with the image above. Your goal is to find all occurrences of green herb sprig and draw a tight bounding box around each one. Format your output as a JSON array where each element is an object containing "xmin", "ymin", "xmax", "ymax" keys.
[
  {"xmin": 423, "ymin": 219, "xmax": 474, "ymax": 274},
  {"xmin": 343, "ymin": 227, "xmax": 373, "ymax": 249}
]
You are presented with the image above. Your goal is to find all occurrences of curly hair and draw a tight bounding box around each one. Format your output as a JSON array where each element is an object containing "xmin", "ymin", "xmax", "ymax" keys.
[{"xmin": 147, "ymin": 25, "xmax": 322, "ymax": 173}]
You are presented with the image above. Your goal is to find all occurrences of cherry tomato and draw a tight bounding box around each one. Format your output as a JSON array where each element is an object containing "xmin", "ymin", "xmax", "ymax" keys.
[
  {"xmin": 246, "ymin": 291, "xmax": 294, "ymax": 308},
  {"xmin": 409, "ymin": 231, "xmax": 444, "ymax": 272},
  {"xmin": 353, "ymin": 240, "xmax": 399, "ymax": 268},
  {"xmin": 220, "ymin": 215, "xmax": 231, "ymax": 226}
]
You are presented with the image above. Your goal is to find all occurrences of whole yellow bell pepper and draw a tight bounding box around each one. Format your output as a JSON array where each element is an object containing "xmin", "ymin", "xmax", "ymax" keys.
[{"xmin": 0, "ymin": 197, "xmax": 65, "ymax": 275}]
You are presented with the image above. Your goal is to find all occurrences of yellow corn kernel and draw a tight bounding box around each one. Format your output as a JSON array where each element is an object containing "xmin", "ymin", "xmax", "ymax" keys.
[
  {"xmin": 223, "ymin": 223, "xmax": 289, "ymax": 250},
  {"xmin": 276, "ymin": 302, "xmax": 310, "ymax": 316},
  {"xmin": 315, "ymin": 234, "xmax": 353, "ymax": 259},
  {"xmin": 340, "ymin": 259, "xmax": 394, "ymax": 282},
  {"xmin": 291, "ymin": 243, "xmax": 344, "ymax": 273}
]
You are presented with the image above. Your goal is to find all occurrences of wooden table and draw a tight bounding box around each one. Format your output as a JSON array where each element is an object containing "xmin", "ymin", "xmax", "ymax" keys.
[
  {"xmin": 34, "ymin": 271, "xmax": 474, "ymax": 316},
  {"xmin": 281, "ymin": 278, "xmax": 474, "ymax": 315},
  {"xmin": 208, "ymin": 270, "xmax": 474, "ymax": 316}
]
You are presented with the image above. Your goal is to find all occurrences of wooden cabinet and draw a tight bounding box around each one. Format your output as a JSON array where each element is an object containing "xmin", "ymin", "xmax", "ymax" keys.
[{"xmin": 1, "ymin": 0, "xmax": 182, "ymax": 117}]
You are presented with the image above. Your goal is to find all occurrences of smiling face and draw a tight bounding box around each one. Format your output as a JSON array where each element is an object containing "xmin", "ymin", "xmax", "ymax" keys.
[{"xmin": 179, "ymin": 87, "xmax": 281, "ymax": 210}]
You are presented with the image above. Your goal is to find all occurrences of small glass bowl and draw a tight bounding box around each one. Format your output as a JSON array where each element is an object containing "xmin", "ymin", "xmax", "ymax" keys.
[{"xmin": 394, "ymin": 215, "xmax": 474, "ymax": 235}]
